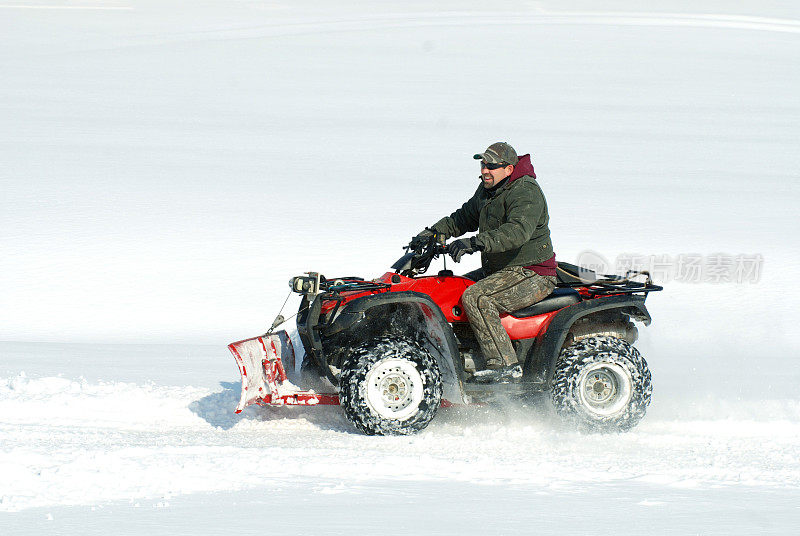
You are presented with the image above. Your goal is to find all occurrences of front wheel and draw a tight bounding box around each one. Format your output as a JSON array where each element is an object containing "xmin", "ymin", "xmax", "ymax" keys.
[
  {"xmin": 339, "ymin": 337, "xmax": 442, "ymax": 435},
  {"xmin": 551, "ymin": 336, "xmax": 652, "ymax": 432}
]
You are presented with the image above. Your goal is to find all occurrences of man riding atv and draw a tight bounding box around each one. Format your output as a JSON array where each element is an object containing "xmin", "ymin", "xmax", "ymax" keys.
[
  {"xmin": 228, "ymin": 142, "xmax": 662, "ymax": 435},
  {"xmin": 411, "ymin": 142, "xmax": 557, "ymax": 381}
]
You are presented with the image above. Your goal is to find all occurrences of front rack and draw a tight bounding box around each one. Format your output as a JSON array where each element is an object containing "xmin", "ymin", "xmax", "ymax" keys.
[
  {"xmin": 315, "ymin": 277, "xmax": 393, "ymax": 330},
  {"xmin": 319, "ymin": 277, "xmax": 392, "ymax": 296}
]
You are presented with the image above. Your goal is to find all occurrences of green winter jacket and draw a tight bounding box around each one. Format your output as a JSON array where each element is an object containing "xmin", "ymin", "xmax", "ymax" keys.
[{"xmin": 431, "ymin": 171, "xmax": 554, "ymax": 275}]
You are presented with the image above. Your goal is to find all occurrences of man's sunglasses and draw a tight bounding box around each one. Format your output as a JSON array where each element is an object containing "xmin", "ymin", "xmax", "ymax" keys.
[{"xmin": 480, "ymin": 161, "xmax": 507, "ymax": 170}]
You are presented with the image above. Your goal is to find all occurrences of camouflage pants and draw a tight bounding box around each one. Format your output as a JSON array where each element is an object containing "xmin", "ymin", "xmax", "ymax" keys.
[{"xmin": 461, "ymin": 266, "xmax": 557, "ymax": 368}]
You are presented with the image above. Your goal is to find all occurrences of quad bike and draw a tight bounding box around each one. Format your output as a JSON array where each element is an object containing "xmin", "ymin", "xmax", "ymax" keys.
[{"xmin": 229, "ymin": 234, "xmax": 662, "ymax": 435}]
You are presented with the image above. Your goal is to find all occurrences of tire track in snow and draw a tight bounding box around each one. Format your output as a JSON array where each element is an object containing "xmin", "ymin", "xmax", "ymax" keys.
[
  {"xmin": 180, "ymin": 11, "xmax": 800, "ymax": 42},
  {"xmin": 69, "ymin": 10, "xmax": 800, "ymax": 53}
]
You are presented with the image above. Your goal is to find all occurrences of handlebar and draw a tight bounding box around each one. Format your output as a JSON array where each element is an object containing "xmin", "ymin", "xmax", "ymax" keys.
[{"xmin": 394, "ymin": 233, "xmax": 451, "ymax": 276}]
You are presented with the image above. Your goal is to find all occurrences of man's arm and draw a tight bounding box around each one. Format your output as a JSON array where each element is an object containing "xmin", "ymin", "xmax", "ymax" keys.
[{"xmin": 473, "ymin": 181, "xmax": 543, "ymax": 253}]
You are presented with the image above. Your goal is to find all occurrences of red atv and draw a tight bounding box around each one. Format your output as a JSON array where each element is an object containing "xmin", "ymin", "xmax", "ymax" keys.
[{"xmin": 229, "ymin": 234, "xmax": 662, "ymax": 435}]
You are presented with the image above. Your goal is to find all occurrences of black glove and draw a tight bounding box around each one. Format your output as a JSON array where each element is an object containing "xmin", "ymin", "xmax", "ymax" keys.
[
  {"xmin": 408, "ymin": 228, "xmax": 435, "ymax": 250},
  {"xmin": 447, "ymin": 237, "xmax": 479, "ymax": 263}
]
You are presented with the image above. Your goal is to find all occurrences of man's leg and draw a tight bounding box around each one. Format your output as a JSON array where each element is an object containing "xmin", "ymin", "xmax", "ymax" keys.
[{"xmin": 461, "ymin": 266, "xmax": 557, "ymax": 369}]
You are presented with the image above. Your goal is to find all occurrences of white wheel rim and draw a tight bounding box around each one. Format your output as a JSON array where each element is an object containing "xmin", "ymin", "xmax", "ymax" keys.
[
  {"xmin": 577, "ymin": 362, "xmax": 632, "ymax": 417},
  {"xmin": 365, "ymin": 358, "xmax": 425, "ymax": 421}
]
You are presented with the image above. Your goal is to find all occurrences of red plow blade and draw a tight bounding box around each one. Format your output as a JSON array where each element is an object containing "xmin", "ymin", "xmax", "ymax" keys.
[{"xmin": 228, "ymin": 331, "xmax": 338, "ymax": 413}]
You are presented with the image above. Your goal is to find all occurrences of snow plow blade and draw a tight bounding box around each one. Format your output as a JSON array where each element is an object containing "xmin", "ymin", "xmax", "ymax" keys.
[{"xmin": 228, "ymin": 331, "xmax": 339, "ymax": 413}]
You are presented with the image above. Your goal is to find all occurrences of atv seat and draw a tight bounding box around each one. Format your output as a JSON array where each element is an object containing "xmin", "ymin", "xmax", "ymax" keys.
[{"xmin": 510, "ymin": 288, "xmax": 581, "ymax": 318}]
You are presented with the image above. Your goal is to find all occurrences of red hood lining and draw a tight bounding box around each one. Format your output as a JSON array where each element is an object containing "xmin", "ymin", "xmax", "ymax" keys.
[{"xmin": 508, "ymin": 154, "xmax": 535, "ymax": 182}]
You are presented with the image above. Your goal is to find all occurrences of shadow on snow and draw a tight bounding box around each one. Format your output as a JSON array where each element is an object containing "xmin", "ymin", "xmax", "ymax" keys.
[{"xmin": 188, "ymin": 381, "xmax": 354, "ymax": 433}]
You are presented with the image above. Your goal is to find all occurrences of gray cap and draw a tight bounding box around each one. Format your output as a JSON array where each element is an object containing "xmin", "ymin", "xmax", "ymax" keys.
[{"xmin": 473, "ymin": 142, "xmax": 518, "ymax": 165}]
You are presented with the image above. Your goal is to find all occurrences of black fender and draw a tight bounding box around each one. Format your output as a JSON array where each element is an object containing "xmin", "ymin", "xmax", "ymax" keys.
[
  {"xmin": 523, "ymin": 294, "xmax": 652, "ymax": 386},
  {"xmin": 306, "ymin": 291, "xmax": 467, "ymax": 404}
]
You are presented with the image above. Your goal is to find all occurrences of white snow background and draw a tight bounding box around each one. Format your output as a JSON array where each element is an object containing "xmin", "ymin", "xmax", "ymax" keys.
[{"xmin": 1, "ymin": 0, "xmax": 799, "ymax": 533}]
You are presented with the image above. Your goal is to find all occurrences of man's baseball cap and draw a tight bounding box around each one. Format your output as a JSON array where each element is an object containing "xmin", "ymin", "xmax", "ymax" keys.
[{"xmin": 473, "ymin": 142, "xmax": 518, "ymax": 165}]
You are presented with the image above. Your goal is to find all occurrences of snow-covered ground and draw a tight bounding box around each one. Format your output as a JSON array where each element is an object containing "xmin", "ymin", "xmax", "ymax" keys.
[
  {"xmin": 2, "ymin": 0, "xmax": 799, "ymax": 533},
  {"xmin": 3, "ymin": 342, "xmax": 800, "ymax": 533}
]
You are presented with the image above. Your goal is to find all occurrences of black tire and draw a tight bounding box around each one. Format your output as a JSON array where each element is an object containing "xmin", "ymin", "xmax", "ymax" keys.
[
  {"xmin": 339, "ymin": 337, "xmax": 442, "ymax": 435},
  {"xmin": 551, "ymin": 336, "xmax": 652, "ymax": 432}
]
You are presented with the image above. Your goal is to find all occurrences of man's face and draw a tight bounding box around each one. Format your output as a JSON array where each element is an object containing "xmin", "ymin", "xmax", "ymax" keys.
[{"xmin": 480, "ymin": 162, "xmax": 514, "ymax": 188}]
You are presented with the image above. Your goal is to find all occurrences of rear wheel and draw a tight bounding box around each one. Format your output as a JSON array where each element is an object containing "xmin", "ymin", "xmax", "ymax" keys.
[
  {"xmin": 339, "ymin": 337, "xmax": 442, "ymax": 435},
  {"xmin": 551, "ymin": 336, "xmax": 652, "ymax": 432}
]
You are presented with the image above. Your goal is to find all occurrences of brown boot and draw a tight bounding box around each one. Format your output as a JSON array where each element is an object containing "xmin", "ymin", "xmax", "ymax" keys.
[
  {"xmin": 472, "ymin": 363, "xmax": 523, "ymax": 383},
  {"xmin": 484, "ymin": 359, "xmax": 504, "ymax": 370}
]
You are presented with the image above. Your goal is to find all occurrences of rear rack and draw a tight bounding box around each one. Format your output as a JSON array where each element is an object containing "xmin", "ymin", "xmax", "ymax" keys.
[{"xmin": 559, "ymin": 270, "xmax": 663, "ymax": 296}]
